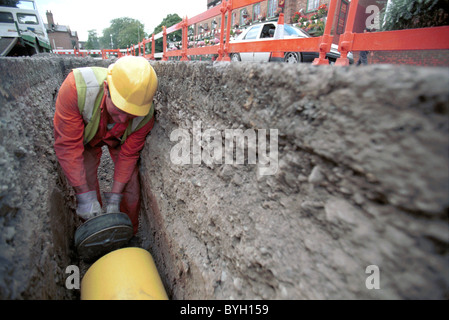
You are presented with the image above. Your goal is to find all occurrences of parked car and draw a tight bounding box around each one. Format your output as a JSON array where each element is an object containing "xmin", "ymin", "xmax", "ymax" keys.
[{"xmin": 229, "ymin": 21, "xmax": 353, "ymax": 64}]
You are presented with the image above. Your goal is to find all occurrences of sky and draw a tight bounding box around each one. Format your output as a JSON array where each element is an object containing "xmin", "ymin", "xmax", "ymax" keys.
[{"xmin": 36, "ymin": 0, "xmax": 207, "ymax": 41}]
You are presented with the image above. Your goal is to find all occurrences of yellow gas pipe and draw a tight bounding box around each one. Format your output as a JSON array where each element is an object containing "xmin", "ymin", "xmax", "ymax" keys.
[{"xmin": 81, "ymin": 247, "xmax": 168, "ymax": 300}]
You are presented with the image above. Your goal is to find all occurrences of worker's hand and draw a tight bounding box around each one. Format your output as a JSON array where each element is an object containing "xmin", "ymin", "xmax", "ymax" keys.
[
  {"xmin": 76, "ymin": 190, "xmax": 102, "ymax": 220},
  {"xmin": 103, "ymin": 192, "xmax": 123, "ymax": 214}
]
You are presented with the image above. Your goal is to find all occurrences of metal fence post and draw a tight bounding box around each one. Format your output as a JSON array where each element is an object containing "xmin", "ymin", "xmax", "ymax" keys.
[
  {"xmin": 162, "ymin": 26, "xmax": 168, "ymax": 61},
  {"xmin": 312, "ymin": 0, "xmax": 337, "ymax": 65},
  {"xmin": 222, "ymin": 0, "xmax": 233, "ymax": 61},
  {"xmin": 216, "ymin": 1, "xmax": 229, "ymax": 61},
  {"xmin": 181, "ymin": 17, "xmax": 189, "ymax": 61},
  {"xmin": 151, "ymin": 34, "xmax": 155, "ymax": 60}
]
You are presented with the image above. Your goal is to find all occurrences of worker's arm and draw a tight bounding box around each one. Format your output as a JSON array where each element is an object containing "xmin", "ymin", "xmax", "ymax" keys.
[
  {"xmin": 113, "ymin": 116, "xmax": 155, "ymax": 187},
  {"xmin": 111, "ymin": 180, "xmax": 126, "ymax": 194},
  {"xmin": 74, "ymin": 183, "xmax": 90, "ymax": 194},
  {"xmin": 53, "ymin": 72, "xmax": 88, "ymax": 188},
  {"xmin": 54, "ymin": 73, "xmax": 101, "ymax": 219},
  {"xmin": 103, "ymin": 117, "xmax": 154, "ymax": 214}
]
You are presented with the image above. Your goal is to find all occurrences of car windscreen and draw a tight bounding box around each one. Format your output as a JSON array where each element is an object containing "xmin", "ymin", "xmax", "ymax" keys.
[
  {"xmin": 243, "ymin": 25, "xmax": 262, "ymax": 40},
  {"xmin": 284, "ymin": 25, "xmax": 308, "ymax": 37},
  {"xmin": 16, "ymin": 1, "xmax": 36, "ymax": 10},
  {"xmin": 17, "ymin": 13, "xmax": 38, "ymax": 24}
]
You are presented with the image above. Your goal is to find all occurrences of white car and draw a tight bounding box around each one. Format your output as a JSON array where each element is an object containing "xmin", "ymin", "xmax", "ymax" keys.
[{"xmin": 229, "ymin": 21, "xmax": 353, "ymax": 64}]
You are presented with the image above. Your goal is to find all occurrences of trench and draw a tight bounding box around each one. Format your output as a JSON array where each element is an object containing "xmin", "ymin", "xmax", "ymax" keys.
[{"xmin": 0, "ymin": 54, "xmax": 448, "ymax": 300}]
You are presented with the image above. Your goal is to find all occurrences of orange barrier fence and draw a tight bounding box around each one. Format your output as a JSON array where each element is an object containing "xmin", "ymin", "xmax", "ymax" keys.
[
  {"xmin": 101, "ymin": 49, "xmax": 123, "ymax": 59},
  {"xmin": 54, "ymin": 49, "xmax": 94, "ymax": 57},
  {"xmin": 135, "ymin": 0, "xmax": 448, "ymax": 65},
  {"xmin": 58, "ymin": 0, "xmax": 449, "ymax": 65},
  {"xmin": 54, "ymin": 49, "xmax": 123, "ymax": 59},
  {"xmin": 140, "ymin": 0, "xmax": 336, "ymax": 64},
  {"xmin": 335, "ymin": 0, "xmax": 449, "ymax": 65},
  {"xmin": 140, "ymin": 34, "xmax": 156, "ymax": 60}
]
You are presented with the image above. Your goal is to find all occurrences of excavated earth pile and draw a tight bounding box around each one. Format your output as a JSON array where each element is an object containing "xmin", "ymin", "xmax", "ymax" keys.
[{"xmin": 0, "ymin": 55, "xmax": 448, "ymax": 299}]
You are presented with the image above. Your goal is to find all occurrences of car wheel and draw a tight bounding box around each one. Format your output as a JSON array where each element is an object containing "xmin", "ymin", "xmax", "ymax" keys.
[
  {"xmin": 284, "ymin": 52, "xmax": 300, "ymax": 64},
  {"xmin": 231, "ymin": 53, "xmax": 241, "ymax": 62}
]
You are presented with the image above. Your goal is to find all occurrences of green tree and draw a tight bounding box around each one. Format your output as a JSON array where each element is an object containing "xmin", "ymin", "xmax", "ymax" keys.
[
  {"xmin": 100, "ymin": 17, "xmax": 145, "ymax": 49},
  {"xmin": 85, "ymin": 29, "xmax": 100, "ymax": 50},
  {"xmin": 151, "ymin": 13, "xmax": 182, "ymax": 53},
  {"xmin": 100, "ymin": 27, "xmax": 114, "ymax": 49},
  {"xmin": 381, "ymin": 0, "xmax": 449, "ymax": 30},
  {"xmin": 0, "ymin": 0, "xmax": 20, "ymax": 7}
]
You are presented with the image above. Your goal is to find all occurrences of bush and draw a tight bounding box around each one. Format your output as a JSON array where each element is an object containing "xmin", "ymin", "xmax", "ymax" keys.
[{"xmin": 381, "ymin": 0, "xmax": 449, "ymax": 30}]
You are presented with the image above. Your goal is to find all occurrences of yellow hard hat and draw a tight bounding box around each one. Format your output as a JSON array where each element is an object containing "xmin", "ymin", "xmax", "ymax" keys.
[{"xmin": 107, "ymin": 56, "xmax": 158, "ymax": 117}]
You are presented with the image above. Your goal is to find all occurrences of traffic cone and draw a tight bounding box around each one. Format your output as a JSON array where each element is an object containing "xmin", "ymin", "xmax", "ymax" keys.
[{"xmin": 270, "ymin": 13, "xmax": 285, "ymax": 62}]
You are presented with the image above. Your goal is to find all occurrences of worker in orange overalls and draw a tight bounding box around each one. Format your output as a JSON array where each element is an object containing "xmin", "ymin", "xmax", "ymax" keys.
[{"xmin": 53, "ymin": 56, "xmax": 157, "ymax": 235}]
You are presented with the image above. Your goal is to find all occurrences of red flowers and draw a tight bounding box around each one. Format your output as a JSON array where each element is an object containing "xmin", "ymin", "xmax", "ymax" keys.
[
  {"xmin": 318, "ymin": 4, "xmax": 327, "ymax": 11},
  {"xmin": 292, "ymin": 11, "xmax": 304, "ymax": 23},
  {"xmin": 317, "ymin": 3, "xmax": 328, "ymax": 17}
]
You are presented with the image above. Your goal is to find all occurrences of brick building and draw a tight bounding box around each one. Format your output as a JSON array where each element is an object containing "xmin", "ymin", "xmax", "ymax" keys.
[
  {"xmin": 45, "ymin": 11, "xmax": 79, "ymax": 50},
  {"xmin": 199, "ymin": 0, "xmax": 448, "ymax": 66},
  {"xmin": 201, "ymin": 0, "xmax": 332, "ymax": 36},
  {"xmin": 197, "ymin": 0, "xmax": 351, "ymax": 46}
]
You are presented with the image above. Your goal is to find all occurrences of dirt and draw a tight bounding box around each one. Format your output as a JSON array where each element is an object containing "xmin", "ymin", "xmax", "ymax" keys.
[
  {"xmin": 139, "ymin": 61, "xmax": 449, "ymax": 299},
  {"xmin": 1, "ymin": 56, "xmax": 448, "ymax": 299},
  {"xmin": 0, "ymin": 55, "xmax": 111, "ymax": 299}
]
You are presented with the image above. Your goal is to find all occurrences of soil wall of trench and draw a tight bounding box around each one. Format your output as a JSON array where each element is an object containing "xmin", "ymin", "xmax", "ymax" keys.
[{"xmin": 0, "ymin": 55, "xmax": 448, "ymax": 299}]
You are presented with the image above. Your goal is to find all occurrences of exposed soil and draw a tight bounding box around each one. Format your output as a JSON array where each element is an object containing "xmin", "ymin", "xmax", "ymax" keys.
[{"xmin": 0, "ymin": 56, "xmax": 448, "ymax": 299}]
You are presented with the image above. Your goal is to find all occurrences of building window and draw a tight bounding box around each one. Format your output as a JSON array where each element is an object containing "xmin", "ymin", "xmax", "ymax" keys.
[
  {"xmin": 306, "ymin": 0, "xmax": 320, "ymax": 12},
  {"xmin": 240, "ymin": 8, "xmax": 248, "ymax": 26},
  {"xmin": 267, "ymin": 0, "xmax": 278, "ymax": 17},
  {"xmin": 207, "ymin": 0, "xmax": 222, "ymax": 9},
  {"xmin": 232, "ymin": 12, "xmax": 236, "ymax": 27},
  {"xmin": 252, "ymin": 3, "xmax": 261, "ymax": 21}
]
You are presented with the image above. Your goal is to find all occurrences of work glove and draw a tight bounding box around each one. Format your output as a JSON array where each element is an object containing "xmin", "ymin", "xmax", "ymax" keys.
[
  {"xmin": 76, "ymin": 190, "xmax": 102, "ymax": 220},
  {"xmin": 103, "ymin": 192, "xmax": 123, "ymax": 214}
]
